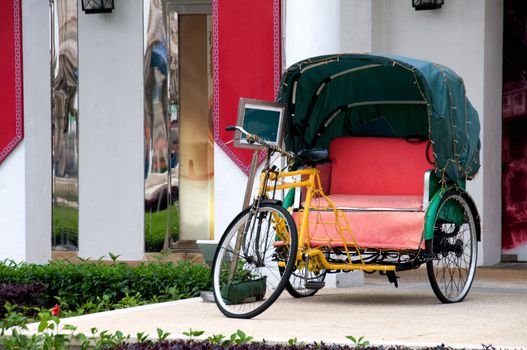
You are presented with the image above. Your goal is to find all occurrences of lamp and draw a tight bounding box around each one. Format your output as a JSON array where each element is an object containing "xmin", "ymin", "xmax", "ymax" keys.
[
  {"xmin": 412, "ymin": 0, "xmax": 444, "ymax": 11},
  {"xmin": 81, "ymin": 0, "xmax": 114, "ymax": 14}
]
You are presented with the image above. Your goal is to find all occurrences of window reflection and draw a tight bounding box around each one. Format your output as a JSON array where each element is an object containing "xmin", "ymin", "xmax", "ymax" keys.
[
  {"xmin": 144, "ymin": 0, "xmax": 177, "ymax": 251},
  {"xmin": 51, "ymin": 0, "xmax": 79, "ymax": 251}
]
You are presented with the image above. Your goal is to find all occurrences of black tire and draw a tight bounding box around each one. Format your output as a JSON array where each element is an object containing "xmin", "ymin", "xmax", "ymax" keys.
[
  {"xmin": 282, "ymin": 259, "xmax": 326, "ymax": 298},
  {"xmin": 212, "ymin": 203, "xmax": 298, "ymax": 318},
  {"xmin": 426, "ymin": 190, "xmax": 478, "ymax": 303}
]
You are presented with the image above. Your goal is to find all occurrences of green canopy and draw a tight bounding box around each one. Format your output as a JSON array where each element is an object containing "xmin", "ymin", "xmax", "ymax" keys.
[{"xmin": 277, "ymin": 54, "xmax": 480, "ymax": 182}]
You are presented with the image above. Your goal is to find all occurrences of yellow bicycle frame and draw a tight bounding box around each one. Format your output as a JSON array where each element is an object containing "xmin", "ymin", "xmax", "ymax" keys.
[{"xmin": 260, "ymin": 167, "xmax": 395, "ymax": 272}]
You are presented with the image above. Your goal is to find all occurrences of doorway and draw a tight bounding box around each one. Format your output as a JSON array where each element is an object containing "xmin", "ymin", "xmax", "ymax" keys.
[
  {"xmin": 173, "ymin": 12, "xmax": 214, "ymax": 242},
  {"xmin": 144, "ymin": 0, "xmax": 213, "ymax": 252},
  {"xmin": 502, "ymin": 0, "xmax": 527, "ymax": 261}
]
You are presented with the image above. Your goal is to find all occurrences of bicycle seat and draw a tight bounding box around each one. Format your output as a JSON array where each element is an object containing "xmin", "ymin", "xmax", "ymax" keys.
[{"xmin": 297, "ymin": 148, "xmax": 329, "ymax": 166}]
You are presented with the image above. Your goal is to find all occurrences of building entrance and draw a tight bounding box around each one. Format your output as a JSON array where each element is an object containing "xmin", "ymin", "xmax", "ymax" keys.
[
  {"xmin": 144, "ymin": 0, "xmax": 213, "ymax": 252},
  {"xmin": 502, "ymin": 0, "xmax": 527, "ymax": 261}
]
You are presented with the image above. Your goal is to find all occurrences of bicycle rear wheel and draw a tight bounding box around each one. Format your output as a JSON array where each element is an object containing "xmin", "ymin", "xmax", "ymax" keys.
[
  {"xmin": 426, "ymin": 190, "xmax": 478, "ymax": 303},
  {"xmin": 212, "ymin": 203, "xmax": 298, "ymax": 318},
  {"xmin": 283, "ymin": 257, "xmax": 326, "ymax": 298}
]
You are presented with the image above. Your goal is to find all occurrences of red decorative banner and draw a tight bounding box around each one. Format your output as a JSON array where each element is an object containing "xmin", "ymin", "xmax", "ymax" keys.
[
  {"xmin": 213, "ymin": 0, "xmax": 281, "ymax": 174},
  {"xmin": 0, "ymin": 0, "xmax": 23, "ymax": 164}
]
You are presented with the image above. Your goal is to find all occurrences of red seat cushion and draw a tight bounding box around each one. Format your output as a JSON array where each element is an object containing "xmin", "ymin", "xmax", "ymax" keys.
[
  {"xmin": 329, "ymin": 137, "xmax": 432, "ymax": 196},
  {"xmin": 326, "ymin": 194, "xmax": 423, "ymax": 211}
]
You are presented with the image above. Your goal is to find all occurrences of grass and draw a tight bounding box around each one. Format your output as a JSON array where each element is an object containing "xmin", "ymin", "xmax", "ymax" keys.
[
  {"xmin": 53, "ymin": 205, "xmax": 179, "ymax": 253},
  {"xmin": 145, "ymin": 206, "xmax": 179, "ymax": 252},
  {"xmin": 52, "ymin": 206, "xmax": 78, "ymax": 248}
]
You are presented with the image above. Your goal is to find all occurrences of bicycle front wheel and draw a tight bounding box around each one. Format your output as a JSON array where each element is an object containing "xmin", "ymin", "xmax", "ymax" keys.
[{"xmin": 212, "ymin": 203, "xmax": 298, "ymax": 318}]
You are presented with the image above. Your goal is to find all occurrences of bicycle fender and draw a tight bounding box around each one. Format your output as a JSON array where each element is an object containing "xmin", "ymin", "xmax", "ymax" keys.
[
  {"xmin": 261, "ymin": 199, "xmax": 283, "ymax": 206},
  {"xmin": 423, "ymin": 188, "xmax": 449, "ymax": 241},
  {"xmin": 424, "ymin": 186, "xmax": 481, "ymax": 242}
]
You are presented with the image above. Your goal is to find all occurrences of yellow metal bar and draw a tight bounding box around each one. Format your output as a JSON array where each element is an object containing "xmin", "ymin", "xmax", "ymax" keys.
[
  {"xmin": 305, "ymin": 249, "xmax": 396, "ymax": 272},
  {"xmin": 278, "ymin": 249, "xmax": 396, "ymax": 272},
  {"xmin": 296, "ymin": 170, "xmax": 318, "ymax": 251},
  {"xmin": 260, "ymin": 169, "xmax": 316, "ymax": 192},
  {"xmin": 264, "ymin": 180, "xmax": 312, "ymax": 191},
  {"xmin": 266, "ymin": 168, "xmax": 316, "ymax": 180}
]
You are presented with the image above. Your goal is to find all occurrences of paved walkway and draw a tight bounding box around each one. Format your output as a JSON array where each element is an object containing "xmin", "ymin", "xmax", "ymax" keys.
[{"xmin": 29, "ymin": 265, "xmax": 527, "ymax": 349}]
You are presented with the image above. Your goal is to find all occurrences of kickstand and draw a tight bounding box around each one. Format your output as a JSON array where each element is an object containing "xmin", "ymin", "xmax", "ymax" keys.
[{"xmin": 385, "ymin": 270, "xmax": 399, "ymax": 288}]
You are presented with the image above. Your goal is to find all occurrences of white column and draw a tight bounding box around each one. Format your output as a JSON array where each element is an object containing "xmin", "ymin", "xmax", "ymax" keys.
[
  {"xmin": 0, "ymin": 0, "xmax": 52, "ymax": 263},
  {"xmin": 480, "ymin": 0, "xmax": 503, "ymax": 265},
  {"xmin": 370, "ymin": 0, "xmax": 503, "ymax": 265},
  {"xmin": 78, "ymin": 0, "xmax": 144, "ymax": 260},
  {"xmin": 284, "ymin": 0, "xmax": 374, "ymax": 68},
  {"xmin": 284, "ymin": 0, "xmax": 342, "ymax": 67},
  {"xmin": 339, "ymin": 0, "xmax": 373, "ymax": 53},
  {"xmin": 23, "ymin": 0, "xmax": 53, "ymax": 263}
]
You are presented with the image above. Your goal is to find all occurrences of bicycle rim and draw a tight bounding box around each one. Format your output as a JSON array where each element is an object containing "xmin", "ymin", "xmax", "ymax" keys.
[
  {"xmin": 427, "ymin": 191, "xmax": 478, "ymax": 303},
  {"xmin": 212, "ymin": 203, "xmax": 298, "ymax": 318},
  {"xmin": 283, "ymin": 260, "xmax": 326, "ymax": 298}
]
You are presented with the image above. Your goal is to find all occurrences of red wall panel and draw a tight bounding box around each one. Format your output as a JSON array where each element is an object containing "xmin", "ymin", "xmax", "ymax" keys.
[
  {"xmin": 0, "ymin": 0, "xmax": 23, "ymax": 164},
  {"xmin": 212, "ymin": 0, "xmax": 281, "ymax": 174}
]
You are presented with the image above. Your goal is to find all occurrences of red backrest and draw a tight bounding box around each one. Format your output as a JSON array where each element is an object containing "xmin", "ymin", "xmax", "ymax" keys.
[{"xmin": 329, "ymin": 137, "xmax": 432, "ymax": 196}]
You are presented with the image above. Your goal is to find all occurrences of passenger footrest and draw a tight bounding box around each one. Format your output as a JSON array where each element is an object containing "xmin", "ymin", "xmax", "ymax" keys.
[{"xmin": 305, "ymin": 281, "xmax": 326, "ymax": 290}]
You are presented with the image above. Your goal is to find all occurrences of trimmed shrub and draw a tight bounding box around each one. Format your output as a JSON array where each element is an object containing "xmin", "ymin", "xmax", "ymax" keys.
[
  {"xmin": 0, "ymin": 260, "xmax": 211, "ymax": 312},
  {"xmin": 0, "ymin": 282, "xmax": 45, "ymax": 313}
]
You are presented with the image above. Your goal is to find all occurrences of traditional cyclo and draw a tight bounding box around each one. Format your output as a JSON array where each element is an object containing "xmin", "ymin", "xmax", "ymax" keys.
[{"xmin": 211, "ymin": 54, "xmax": 481, "ymax": 319}]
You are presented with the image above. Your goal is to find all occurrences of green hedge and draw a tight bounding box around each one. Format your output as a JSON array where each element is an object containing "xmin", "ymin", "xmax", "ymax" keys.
[{"xmin": 0, "ymin": 260, "xmax": 210, "ymax": 312}]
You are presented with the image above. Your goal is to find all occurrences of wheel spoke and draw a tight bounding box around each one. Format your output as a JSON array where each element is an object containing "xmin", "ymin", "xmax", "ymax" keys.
[{"xmin": 212, "ymin": 204, "xmax": 298, "ymax": 318}]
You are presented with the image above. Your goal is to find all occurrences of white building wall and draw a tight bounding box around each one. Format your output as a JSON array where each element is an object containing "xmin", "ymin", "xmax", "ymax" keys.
[
  {"xmin": 284, "ymin": 0, "xmax": 342, "ymax": 66},
  {"xmin": 340, "ymin": 0, "xmax": 373, "ymax": 53},
  {"xmin": 213, "ymin": 145, "xmax": 247, "ymax": 240},
  {"xmin": 481, "ymin": 0, "xmax": 504, "ymax": 265},
  {"xmin": 78, "ymin": 0, "xmax": 144, "ymax": 260},
  {"xmin": 0, "ymin": 146, "xmax": 27, "ymax": 261},
  {"xmin": 0, "ymin": 0, "xmax": 52, "ymax": 263},
  {"xmin": 370, "ymin": 0, "xmax": 503, "ymax": 265}
]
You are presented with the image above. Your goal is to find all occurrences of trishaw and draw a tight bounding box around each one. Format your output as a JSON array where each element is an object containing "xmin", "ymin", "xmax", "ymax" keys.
[{"xmin": 211, "ymin": 54, "xmax": 481, "ymax": 319}]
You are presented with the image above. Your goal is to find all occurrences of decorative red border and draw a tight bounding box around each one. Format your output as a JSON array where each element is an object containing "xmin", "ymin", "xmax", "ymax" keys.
[
  {"xmin": 212, "ymin": 0, "xmax": 281, "ymax": 175},
  {"xmin": 0, "ymin": 0, "xmax": 24, "ymax": 164}
]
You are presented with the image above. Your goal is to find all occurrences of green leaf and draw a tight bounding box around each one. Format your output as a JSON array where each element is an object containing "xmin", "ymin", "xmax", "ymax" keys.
[
  {"xmin": 38, "ymin": 320, "xmax": 48, "ymax": 333},
  {"xmin": 108, "ymin": 252, "xmax": 121, "ymax": 262},
  {"xmin": 208, "ymin": 334, "xmax": 225, "ymax": 344}
]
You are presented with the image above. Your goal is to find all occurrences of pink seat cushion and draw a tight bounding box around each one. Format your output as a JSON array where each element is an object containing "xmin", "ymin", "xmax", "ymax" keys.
[
  {"xmin": 283, "ymin": 137, "xmax": 431, "ymax": 251},
  {"xmin": 329, "ymin": 137, "xmax": 432, "ymax": 195},
  {"xmin": 293, "ymin": 194, "xmax": 425, "ymax": 250},
  {"xmin": 293, "ymin": 210, "xmax": 425, "ymax": 250}
]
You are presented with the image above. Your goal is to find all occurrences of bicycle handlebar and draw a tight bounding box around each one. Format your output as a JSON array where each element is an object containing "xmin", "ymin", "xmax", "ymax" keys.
[{"xmin": 226, "ymin": 125, "xmax": 296, "ymax": 161}]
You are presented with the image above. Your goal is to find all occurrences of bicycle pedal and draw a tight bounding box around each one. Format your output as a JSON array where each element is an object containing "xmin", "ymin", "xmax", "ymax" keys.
[{"xmin": 304, "ymin": 281, "xmax": 325, "ymax": 290}]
